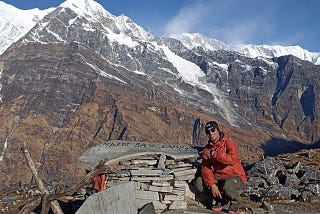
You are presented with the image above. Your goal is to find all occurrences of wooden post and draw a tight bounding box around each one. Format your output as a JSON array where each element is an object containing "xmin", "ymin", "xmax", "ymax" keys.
[
  {"xmin": 19, "ymin": 197, "xmax": 41, "ymax": 214},
  {"xmin": 20, "ymin": 142, "xmax": 64, "ymax": 214},
  {"xmin": 41, "ymin": 194, "xmax": 50, "ymax": 214}
]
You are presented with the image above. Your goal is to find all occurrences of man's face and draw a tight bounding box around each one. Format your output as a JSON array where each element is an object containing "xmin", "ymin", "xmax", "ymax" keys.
[{"xmin": 206, "ymin": 127, "xmax": 219, "ymax": 143}]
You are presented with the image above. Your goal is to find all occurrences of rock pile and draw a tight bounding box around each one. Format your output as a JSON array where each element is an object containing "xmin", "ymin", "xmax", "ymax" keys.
[{"xmin": 245, "ymin": 155, "xmax": 320, "ymax": 203}]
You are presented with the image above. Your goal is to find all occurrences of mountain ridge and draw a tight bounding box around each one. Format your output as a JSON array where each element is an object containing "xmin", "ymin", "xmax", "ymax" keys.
[
  {"xmin": 171, "ymin": 32, "xmax": 320, "ymax": 65},
  {"xmin": 0, "ymin": 0, "xmax": 319, "ymax": 64}
]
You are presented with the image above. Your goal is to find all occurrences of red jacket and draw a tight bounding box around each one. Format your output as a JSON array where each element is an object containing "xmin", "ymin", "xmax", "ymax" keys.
[{"xmin": 201, "ymin": 133, "xmax": 247, "ymax": 187}]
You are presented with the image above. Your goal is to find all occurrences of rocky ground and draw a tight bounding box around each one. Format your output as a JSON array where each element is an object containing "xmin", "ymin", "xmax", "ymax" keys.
[
  {"xmin": 3, "ymin": 193, "xmax": 319, "ymax": 214},
  {"xmin": 1, "ymin": 183, "xmax": 320, "ymax": 214},
  {"xmin": 1, "ymin": 148, "xmax": 320, "ymax": 214}
]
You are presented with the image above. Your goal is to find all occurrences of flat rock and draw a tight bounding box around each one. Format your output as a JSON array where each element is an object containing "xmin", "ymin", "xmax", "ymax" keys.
[
  {"xmin": 76, "ymin": 181, "xmax": 136, "ymax": 214},
  {"xmin": 78, "ymin": 140, "xmax": 199, "ymax": 166}
]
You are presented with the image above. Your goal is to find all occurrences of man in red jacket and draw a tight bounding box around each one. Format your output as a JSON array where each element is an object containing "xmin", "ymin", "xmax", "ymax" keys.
[{"xmin": 200, "ymin": 121, "xmax": 247, "ymax": 214}]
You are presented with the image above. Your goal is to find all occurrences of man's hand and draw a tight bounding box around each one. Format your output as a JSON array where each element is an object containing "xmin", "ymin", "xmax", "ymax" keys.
[
  {"xmin": 210, "ymin": 184, "xmax": 222, "ymax": 199},
  {"xmin": 203, "ymin": 148, "xmax": 213, "ymax": 160}
]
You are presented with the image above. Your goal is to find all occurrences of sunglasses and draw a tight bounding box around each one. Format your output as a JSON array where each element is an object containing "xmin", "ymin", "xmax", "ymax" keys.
[{"xmin": 205, "ymin": 128, "xmax": 216, "ymax": 134}]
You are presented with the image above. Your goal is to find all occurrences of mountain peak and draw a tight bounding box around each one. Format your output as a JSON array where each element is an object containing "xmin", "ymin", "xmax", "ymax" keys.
[
  {"xmin": 58, "ymin": 0, "xmax": 154, "ymax": 41},
  {"xmin": 14, "ymin": 0, "xmax": 154, "ymax": 46},
  {"xmin": 237, "ymin": 43, "xmax": 320, "ymax": 65},
  {"xmin": 0, "ymin": 1, "xmax": 53, "ymax": 55},
  {"xmin": 170, "ymin": 32, "xmax": 229, "ymax": 51},
  {"xmin": 59, "ymin": 0, "xmax": 114, "ymax": 19},
  {"xmin": 172, "ymin": 33, "xmax": 320, "ymax": 65}
]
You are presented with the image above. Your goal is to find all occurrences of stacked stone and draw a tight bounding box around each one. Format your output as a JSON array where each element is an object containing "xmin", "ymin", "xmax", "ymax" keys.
[{"xmin": 104, "ymin": 154, "xmax": 198, "ymax": 213}]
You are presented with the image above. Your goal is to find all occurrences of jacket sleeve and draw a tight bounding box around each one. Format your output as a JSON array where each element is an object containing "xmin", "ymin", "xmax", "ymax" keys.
[
  {"xmin": 213, "ymin": 140, "xmax": 240, "ymax": 165},
  {"xmin": 201, "ymin": 148, "xmax": 215, "ymax": 187}
]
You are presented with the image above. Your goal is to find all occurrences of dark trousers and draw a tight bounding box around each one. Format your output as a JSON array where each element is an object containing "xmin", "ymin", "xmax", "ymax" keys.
[{"xmin": 194, "ymin": 175, "xmax": 244, "ymax": 208}]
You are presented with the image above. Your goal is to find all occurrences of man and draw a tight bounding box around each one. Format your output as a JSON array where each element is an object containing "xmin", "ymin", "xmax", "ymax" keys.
[{"xmin": 200, "ymin": 121, "xmax": 247, "ymax": 214}]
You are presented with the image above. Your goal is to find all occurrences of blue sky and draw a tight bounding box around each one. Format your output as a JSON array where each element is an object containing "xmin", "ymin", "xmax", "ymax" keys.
[{"xmin": 2, "ymin": 0, "xmax": 320, "ymax": 52}]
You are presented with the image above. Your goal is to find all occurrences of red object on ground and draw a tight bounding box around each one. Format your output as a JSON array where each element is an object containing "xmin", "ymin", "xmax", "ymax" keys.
[{"xmin": 92, "ymin": 174, "xmax": 106, "ymax": 192}]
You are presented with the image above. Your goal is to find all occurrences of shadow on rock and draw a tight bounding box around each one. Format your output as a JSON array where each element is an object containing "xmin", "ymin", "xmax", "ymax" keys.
[{"xmin": 261, "ymin": 137, "xmax": 320, "ymax": 156}]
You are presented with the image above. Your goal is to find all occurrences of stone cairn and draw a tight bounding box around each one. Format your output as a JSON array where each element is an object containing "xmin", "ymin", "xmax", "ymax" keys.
[
  {"xmin": 105, "ymin": 154, "xmax": 198, "ymax": 213},
  {"xmin": 78, "ymin": 141, "xmax": 201, "ymax": 213},
  {"xmin": 77, "ymin": 141, "xmax": 320, "ymax": 214}
]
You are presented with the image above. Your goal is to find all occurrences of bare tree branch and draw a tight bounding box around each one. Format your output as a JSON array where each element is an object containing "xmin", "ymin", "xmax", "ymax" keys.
[
  {"xmin": 19, "ymin": 197, "xmax": 41, "ymax": 214},
  {"xmin": 47, "ymin": 159, "xmax": 115, "ymax": 201},
  {"xmin": 41, "ymin": 194, "xmax": 50, "ymax": 214},
  {"xmin": 21, "ymin": 142, "xmax": 64, "ymax": 214}
]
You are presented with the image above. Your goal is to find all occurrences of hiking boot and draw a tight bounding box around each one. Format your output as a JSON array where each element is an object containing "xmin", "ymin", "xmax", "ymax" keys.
[
  {"xmin": 228, "ymin": 200, "xmax": 238, "ymax": 214},
  {"xmin": 211, "ymin": 199, "xmax": 224, "ymax": 211},
  {"xmin": 211, "ymin": 205, "xmax": 223, "ymax": 212}
]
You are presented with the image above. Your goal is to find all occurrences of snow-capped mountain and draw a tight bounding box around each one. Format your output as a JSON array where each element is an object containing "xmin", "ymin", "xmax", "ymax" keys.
[
  {"xmin": 171, "ymin": 33, "xmax": 320, "ymax": 65},
  {"xmin": 238, "ymin": 44, "xmax": 320, "ymax": 65},
  {"xmin": 0, "ymin": 0, "xmax": 318, "ymax": 139},
  {"xmin": 19, "ymin": 0, "xmax": 209, "ymax": 100},
  {"xmin": 169, "ymin": 33, "xmax": 230, "ymax": 51},
  {"xmin": 24, "ymin": 0, "xmax": 154, "ymax": 45},
  {"xmin": 1, "ymin": 0, "xmax": 320, "ymax": 65},
  {"xmin": 0, "ymin": 0, "xmax": 318, "ymax": 138},
  {"xmin": 0, "ymin": 1, "xmax": 53, "ymax": 55}
]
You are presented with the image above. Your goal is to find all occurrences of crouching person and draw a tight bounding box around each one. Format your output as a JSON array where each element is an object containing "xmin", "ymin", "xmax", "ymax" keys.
[{"xmin": 197, "ymin": 121, "xmax": 247, "ymax": 214}]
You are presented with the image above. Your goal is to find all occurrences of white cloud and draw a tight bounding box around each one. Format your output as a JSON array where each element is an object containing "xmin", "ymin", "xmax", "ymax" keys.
[
  {"xmin": 164, "ymin": 2, "xmax": 209, "ymax": 36},
  {"xmin": 212, "ymin": 18, "xmax": 272, "ymax": 46},
  {"xmin": 164, "ymin": 0, "xmax": 278, "ymax": 46},
  {"xmin": 162, "ymin": 0, "xmax": 319, "ymax": 51}
]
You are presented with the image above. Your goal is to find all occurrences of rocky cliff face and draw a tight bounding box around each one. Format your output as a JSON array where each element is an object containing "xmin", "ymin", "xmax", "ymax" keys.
[
  {"xmin": 162, "ymin": 38, "xmax": 320, "ymax": 143},
  {"xmin": 0, "ymin": 0, "xmax": 319, "ymax": 188}
]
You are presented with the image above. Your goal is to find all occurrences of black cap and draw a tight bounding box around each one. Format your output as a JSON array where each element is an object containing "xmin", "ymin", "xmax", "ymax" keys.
[{"xmin": 205, "ymin": 121, "xmax": 220, "ymax": 132}]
